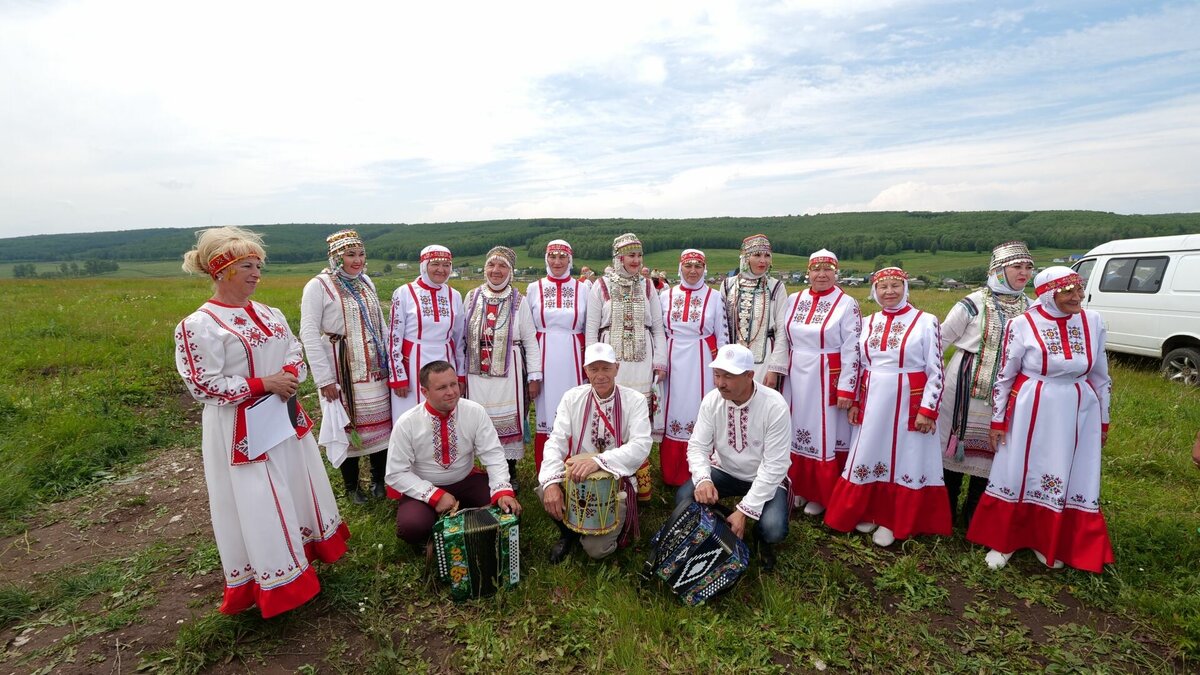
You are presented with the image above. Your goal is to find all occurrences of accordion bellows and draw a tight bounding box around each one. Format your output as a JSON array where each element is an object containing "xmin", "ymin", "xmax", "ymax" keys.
[
  {"xmin": 642, "ymin": 501, "xmax": 749, "ymax": 605},
  {"xmin": 433, "ymin": 506, "xmax": 520, "ymax": 601}
]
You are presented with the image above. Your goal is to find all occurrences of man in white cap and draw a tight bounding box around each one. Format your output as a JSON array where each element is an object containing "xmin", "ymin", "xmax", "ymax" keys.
[
  {"xmin": 676, "ymin": 344, "xmax": 792, "ymax": 570},
  {"xmin": 537, "ymin": 342, "xmax": 652, "ymax": 563}
]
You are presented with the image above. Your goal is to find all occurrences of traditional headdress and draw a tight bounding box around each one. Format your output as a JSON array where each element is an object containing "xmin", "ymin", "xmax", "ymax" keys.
[
  {"xmin": 807, "ymin": 248, "xmax": 839, "ymax": 270},
  {"xmin": 612, "ymin": 233, "xmax": 643, "ymax": 257},
  {"xmin": 1033, "ymin": 266, "xmax": 1083, "ymax": 316},
  {"xmin": 208, "ymin": 251, "xmax": 252, "ymax": 278},
  {"xmin": 485, "ymin": 246, "xmax": 516, "ymax": 291},
  {"xmin": 870, "ymin": 266, "xmax": 910, "ymax": 308},
  {"xmin": 678, "ymin": 249, "xmax": 708, "ymax": 290},
  {"xmin": 419, "ymin": 244, "xmax": 453, "ymax": 288},
  {"xmin": 544, "ymin": 239, "xmax": 573, "ymax": 279},
  {"xmin": 986, "ymin": 240, "xmax": 1033, "ymax": 296},
  {"xmin": 738, "ymin": 234, "xmax": 772, "ymax": 279},
  {"xmin": 326, "ymin": 229, "xmax": 365, "ymax": 276}
]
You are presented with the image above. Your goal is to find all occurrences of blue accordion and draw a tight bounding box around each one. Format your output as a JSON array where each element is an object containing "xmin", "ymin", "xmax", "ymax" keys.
[{"xmin": 642, "ymin": 500, "xmax": 750, "ymax": 605}]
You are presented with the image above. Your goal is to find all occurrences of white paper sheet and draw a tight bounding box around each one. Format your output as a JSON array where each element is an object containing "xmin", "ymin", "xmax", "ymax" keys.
[{"xmin": 245, "ymin": 394, "xmax": 295, "ymax": 460}]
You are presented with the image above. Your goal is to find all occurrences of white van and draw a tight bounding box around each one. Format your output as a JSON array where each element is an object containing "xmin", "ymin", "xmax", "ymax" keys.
[{"xmin": 1072, "ymin": 234, "xmax": 1200, "ymax": 386}]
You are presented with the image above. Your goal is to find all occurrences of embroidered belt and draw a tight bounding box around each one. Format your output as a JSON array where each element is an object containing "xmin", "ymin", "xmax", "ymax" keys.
[{"xmin": 863, "ymin": 364, "xmax": 924, "ymax": 374}]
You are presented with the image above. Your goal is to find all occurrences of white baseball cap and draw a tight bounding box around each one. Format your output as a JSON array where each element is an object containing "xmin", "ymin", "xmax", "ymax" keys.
[
  {"xmin": 709, "ymin": 344, "xmax": 755, "ymax": 375},
  {"xmin": 583, "ymin": 342, "xmax": 618, "ymax": 366}
]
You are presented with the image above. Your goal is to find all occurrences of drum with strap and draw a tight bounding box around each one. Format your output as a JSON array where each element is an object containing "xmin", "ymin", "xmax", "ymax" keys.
[
  {"xmin": 432, "ymin": 506, "xmax": 520, "ymax": 601},
  {"xmin": 641, "ymin": 500, "xmax": 749, "ymax": 605},
  {"xmin": 563, "ymin": 452, "xmax": 622, "ymax": 535}
]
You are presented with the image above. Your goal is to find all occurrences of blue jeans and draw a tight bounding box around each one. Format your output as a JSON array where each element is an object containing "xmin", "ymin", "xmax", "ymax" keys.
[{"xmin": 674, "ymin": 468, "xmax": 789, "ymax": 544}]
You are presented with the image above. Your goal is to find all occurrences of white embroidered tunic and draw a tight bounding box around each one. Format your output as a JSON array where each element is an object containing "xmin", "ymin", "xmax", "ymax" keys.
[
  {"xmin": 537, "ymin": 385, "xmax": 652, "ymax": 490},
  {"xmin": 585, "ymin": 278, "xmax": 667, "ymax": 397},
  {"xmin": 659, "ymin": 283, "xmax": 728, "ymax": 445},
  {"xmin": 721, "ymin": 276, "xmax": 789, "ymax": 382},
  {"xmin": 385, "ymin": 398, "xmax": 514, "ymax": 506},
  {"xmin": 685, "ymin": 383, "xmax": 792, "ymax": 520},
  {"xmin": 387, "ymin": 279, "xmax": 466, "ymax": 423},
  {"xmin": 527, "ymin": 276, "xmax": 589, "ymax": 441}
]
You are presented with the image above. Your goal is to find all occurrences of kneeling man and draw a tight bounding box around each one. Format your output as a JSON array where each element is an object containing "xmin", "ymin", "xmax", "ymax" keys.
[
  {"xmin": 676, "ymin": 344, "xmax": 791, "ymax": 570},
  {"xmin": 386, "ymin": 361, "xmax": 521, "ymax": 552},
  {"xmin": 538, "ymin": 343, "xmax": 651, "ymax": 563}
]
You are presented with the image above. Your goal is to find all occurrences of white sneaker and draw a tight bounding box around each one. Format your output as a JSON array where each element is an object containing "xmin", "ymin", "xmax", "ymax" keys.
[
  {"xmin": 854, "ymin": 522, "xmax": 878, "ymax": 534},
  {"xmin": 793, "ymin": 495, "xmax": 807, "ymax": 510},
  {"xmin": 872, "ymin": 526, "xmax": 896, "ymax": 547},
  {"xmin": 985, "ymin": 549, "xmax": 1013, "ymax": 570},
  {"xmin": 1034, "ymin": 550, "xmax": 1065, "ymax": 569},
  {"xmin": 803, "ymin": 501, "xmax": 826, "ymax": 516}
]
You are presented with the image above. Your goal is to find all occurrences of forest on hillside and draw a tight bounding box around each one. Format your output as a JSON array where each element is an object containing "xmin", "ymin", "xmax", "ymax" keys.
[{"xmin": 2, "ymin": 211, "xmax": 1198, "ymax": 263}]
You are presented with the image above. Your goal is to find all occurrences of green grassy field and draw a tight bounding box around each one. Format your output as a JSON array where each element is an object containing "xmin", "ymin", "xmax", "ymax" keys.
[{"xmin": 0, "ymin": 275, "xmax": 1196, "ymax": 673}]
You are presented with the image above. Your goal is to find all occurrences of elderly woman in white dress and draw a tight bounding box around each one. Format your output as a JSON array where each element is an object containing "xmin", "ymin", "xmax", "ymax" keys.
[
  {"xmin": 721, "ymin": 234, "xmax": 789, "ymax": 386},
  {"xmin": 463, "ymin": 246, "xmax": 542, "ymax": 490},
  {"xmin": 658, "ymin": 249, "xmax": 728, "ymax": 487},
  {"xmin": 586, "ymin": 232, "xmax": 666, "ymax": 501},
  {"xmin": 300, "ymin": 229, "xmax": 392, "ymax": 503},
  {"xmin": 175, "ymin": 227, "xmax": 348, "ymax": 618},
  {"xmin": 938, "ymin": 241, "xmax": 1033, "ymax": 528},
  {"xmin": 527, "ymin": 240, "xmax": 589, "ymax": 474},
  {"xmin": 387, "ymin": 245, "xmax": 465, "ymax": 424},
  {"xmin": 770, "ymin": 249, "xmax": 861, "ymax": 516},
  {"xmin": 824, "ymin": 267, "xmax": 952, "ymax": 547},
  {"xmin": 967, "ymin": 267, "xmax": 1113, "ymax": 572}
]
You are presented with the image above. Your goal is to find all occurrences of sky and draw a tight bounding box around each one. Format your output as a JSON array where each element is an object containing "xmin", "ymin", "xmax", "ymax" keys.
[{"xmin": 1, "ymin": 0, "xmax": 1198, "ymax": 238}]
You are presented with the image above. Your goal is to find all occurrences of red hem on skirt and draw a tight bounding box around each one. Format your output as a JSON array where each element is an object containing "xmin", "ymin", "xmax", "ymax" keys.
[
  {"xmin": 659, "ymin": 438, "xmax": 690, "ymax": 487},
  {"xmin": 305, "ymin": 521, "xmax": 351, "ymax": 564},
  {"xmin": 221, "ymin": 565, "xmax": 321, "ymax": 619},
  {"xmin": 966, "ymin": 495, "xmax": 1114, "ymax": 573},
  {"xmin": 824, "ymin": 479, "xmax": 952, "ymax": 539},
  {"xmin": 534, "ymin": 433, "xmax": 548, "ymax": 476},
  {"xmin": 788, "ymin": 454, "xmax": 840, "ymax": 506}
]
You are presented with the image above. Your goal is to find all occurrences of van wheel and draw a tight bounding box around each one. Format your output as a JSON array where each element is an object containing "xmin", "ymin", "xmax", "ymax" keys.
[{"xmin": 1162, "ymin": 347, "xmax": 1200, "ymax": 386}]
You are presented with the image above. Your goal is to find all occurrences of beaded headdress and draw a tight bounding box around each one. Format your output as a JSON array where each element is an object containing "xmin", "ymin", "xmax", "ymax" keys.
[
  {"xmin": 612, "ymin": 233, "xmax": 643, "ymax": 256},
  {"xmin": 989, "ymin": 241, "xmax": 1033, "ymax": 272}
]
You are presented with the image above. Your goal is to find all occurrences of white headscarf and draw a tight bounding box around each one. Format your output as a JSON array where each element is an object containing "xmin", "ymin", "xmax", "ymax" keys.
[
  {"xmin": 870, "ymin": 267, "xmax": 910, "ymax": 311},
  {"xmin": 544, "ymin": 239, "xmax": 573, "ymax": 279},
  {"xmin": 677, "ymin": 249, "xmax": 707, "ymax": 290},
  {"xmin": 484, "ymin": 246, "xmax": 516, "ymax": 292},
  {"xmin": 418, "ymin": 244, "xmax": 452, "ymax": 288},
  {"xmin": 1032, "ymin": 266, "xmax": 1082, "ymax": 318}
]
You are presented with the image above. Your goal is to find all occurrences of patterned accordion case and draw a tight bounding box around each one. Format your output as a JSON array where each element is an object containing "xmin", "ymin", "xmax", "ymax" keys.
[
  {"xmin": 642, "ymin": 501, "xmax": 749, "ymax": 605},
  {"xmin": 432, "ymin": 506, "xmax": 520, "ymax": 602}
]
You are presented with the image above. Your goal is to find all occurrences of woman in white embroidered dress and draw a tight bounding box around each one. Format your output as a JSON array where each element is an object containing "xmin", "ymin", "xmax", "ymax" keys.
[
  {"xmin": 387, "ymin": 245, "xmax": 465, "ymax": 424},
  {"xmin": 658, "ymin": 249, "xmax": 728, "ymax": 487},
  {"xmin": 824, "ymin": 267, "xmax": 952, "ymax": 547},
  {"xmin": 528, "ymin": 240, "xmax": 588, "ymax": 474},
  {"xmin": 967, "ymin": 267, "xmax": 1114, "ymax": 572},
  {"xmin": 770, "ymin": 249, "xmax": 861, "ymax": 516},
  {"xmin": 464, "ymin": 246, "xmax": 542, "ymax": 489},
  {"xmin": 175, "ymin": 227, "xmax": 349, "ymax": 619},
  {"xmin": 721, "ymin": 234, "xmax": 789, "ymax": 386},
  {"xmin": 938, "ymin": 241, "xmax": 1033, "ymax": 528},
  {"xmin": 586, "ymin": 232, "xmax": 666, "ymax": 501},
  {"xmin": 300, "ymin": 229, "xmax": 392, "ymax": 504}
]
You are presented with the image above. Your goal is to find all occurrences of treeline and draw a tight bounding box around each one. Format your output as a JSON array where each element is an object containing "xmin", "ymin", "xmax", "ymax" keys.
[
  {"xmin": 12, "ymin": 260, "xmax": 120, "ymax": 278},
  {"xmin": 2, "ymin": 211, "xmax": 1197, "ymax": 264}
]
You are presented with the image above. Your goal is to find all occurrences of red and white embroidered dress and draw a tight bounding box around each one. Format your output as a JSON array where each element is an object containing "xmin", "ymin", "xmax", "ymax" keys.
[
  {"xmin": 658, "ymin": 283, "xmax": 728, "ymax": 486},
  {"xmin": 771, "ymin": 286, "xmax": 861, "ymax": 507},
  {"xmin": 387, "ymin": 279, "xmax": 465, "ymax": 424},
  {"xmin": 384, "ymin": 398, "xmax": 515, "ymax": 505},
  {"xmin": 175, "ymin": 300, "xmax": 349, "ymax": 618},
  {"xmin": 527, "ymin": 275, "xmax": 588, "ymax": 472},
  {"xmin": 824, "ymin": 303, "xmax": 952, "ymax": 539},
  {"xmin": 967, "ymin": 307, "xmax": 1114, "ymax": 572}
]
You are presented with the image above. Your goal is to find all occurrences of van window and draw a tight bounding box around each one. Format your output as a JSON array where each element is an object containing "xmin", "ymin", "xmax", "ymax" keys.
[
  {"xmin": 1097, "ymin": 256, "xmax": 1168, "ymax": 294},
  {"xmin": 1073, "ymin": 259, "xmax": 1096, "ymax": 286}
]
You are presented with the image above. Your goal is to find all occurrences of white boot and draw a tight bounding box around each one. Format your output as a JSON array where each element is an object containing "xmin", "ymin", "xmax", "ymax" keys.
[
  {"xmin": 803, "ymin": 501, "xmax": 825, "ymax": 516},
  {"xmin": 985, "ymin": 549, "xmax": 1013, "ymax": 570},
  {"xmin": 1034, "ymin": 550, "xmax": 1065, "ymax": 569},
  {"xmin": 793, "ymin": 495, "xmax": 807, "ymax": 510},
  {"xmin": 854, "ymin": 522, "xmax": 878, "ymax": 534},
  {"xmin": 872, "ymin": 526, "xmax": 896, "ymax": 547}
]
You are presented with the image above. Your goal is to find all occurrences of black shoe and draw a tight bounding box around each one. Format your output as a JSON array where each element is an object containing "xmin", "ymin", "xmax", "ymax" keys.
[
  {"xmin": 506, "ymin": 460, "xmax": 520, "ymax": 494},
  {"xmin": 759, "ymin": 541, "xmax": 777, "ymax": 572},
  {"xmin": 349, "ymin": 488, "xmax": 368, "ymax": 505},
  {"xmin": 371, "ymin": 481, "xmax": 387, "ymax": 499},
  {"xmin": 549, "ymin": 536, "xmax": 578, "ymax": 564}
]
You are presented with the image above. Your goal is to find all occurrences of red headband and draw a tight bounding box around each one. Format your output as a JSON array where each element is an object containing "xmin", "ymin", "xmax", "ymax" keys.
[
  {"xmin": 1035, "ymin": 273, "xmax": 1082, "ymax": 296},
  {"xmin": 808, "ymin": 256, "xmax": 838, "ymax": 269},
  {"xmin": 680, "ymin": 250, "xmax": 706, "ymax": 265},
  {"xmin": 420, "ymin": 249, "xmax": 453, "ymax": 263},
  {"xmin": 546, "ymin": 243, "xmax": 572, "ymax": 256},
  {"xmin": 872, "ymin": 267, "xmax": 908, "ymax": 283},
  {"xmin": 208, "ymin": 252, "xmax": 251, "ymax": 278}
]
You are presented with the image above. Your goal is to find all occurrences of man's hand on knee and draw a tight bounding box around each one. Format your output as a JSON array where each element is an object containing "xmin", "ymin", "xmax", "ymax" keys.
[
  {"xmin": 694, "ymin": 480, "xmax": 719, "ymax": 505},
  {"xmin": 542, "ymin": 484, "xmax": 565, "ymax": 521}
]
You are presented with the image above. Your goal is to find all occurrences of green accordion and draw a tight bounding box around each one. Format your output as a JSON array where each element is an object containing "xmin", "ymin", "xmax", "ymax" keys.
[{"xmin": 432, "ymin": 506, "xmax": 521, "ymax": 601}]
